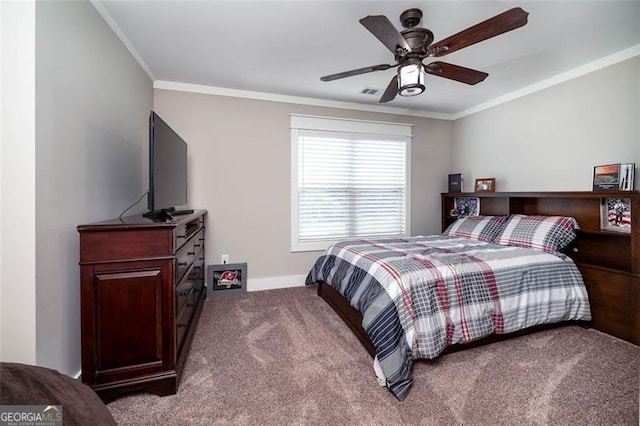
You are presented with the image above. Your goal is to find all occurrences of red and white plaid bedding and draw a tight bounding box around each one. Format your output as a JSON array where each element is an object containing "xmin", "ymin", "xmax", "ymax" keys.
[{"xmin": 306, "ymin": 235, "xmax": 591, "ymax": 400}]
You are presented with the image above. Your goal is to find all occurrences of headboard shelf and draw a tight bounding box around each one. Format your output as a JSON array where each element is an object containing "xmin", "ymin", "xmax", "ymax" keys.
[
  {"xmin": 581, "ymin": 229, "xmax": 631, "ymax": 237},
  {"xmin": 441, "ymin": 190, "xmax": 639, "ymax": 345}
]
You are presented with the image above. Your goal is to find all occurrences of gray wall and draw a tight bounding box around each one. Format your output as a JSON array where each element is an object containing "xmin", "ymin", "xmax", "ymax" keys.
[
  {"xmin": 153, "ymin": 89, "xmax": 453, "ymax": 283},
  {"xmin": 34, "ymin": 1, "xmax": 152, "ymax": 374},
  {"xmin": 452, "ymin": 57, "xmax": 640, "ymax": 191}
]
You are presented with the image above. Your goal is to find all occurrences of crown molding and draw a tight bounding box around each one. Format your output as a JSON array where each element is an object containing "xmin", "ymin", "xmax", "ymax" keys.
[
  {"xmin": 90, "ymin": 0, "xmax": 155, "ymax": 81},
  {"xmin": 153, "ymin": 81, "xmax": 452, "ymax": 120},
  {"xmin": 452, "ymin": 43, "xmax": 640, "ymax": 120}
]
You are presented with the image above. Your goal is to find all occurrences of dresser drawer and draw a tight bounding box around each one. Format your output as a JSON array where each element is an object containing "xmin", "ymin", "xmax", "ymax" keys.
[
  {"xmin": 191, "ymin": 250, "xmax": 205, "ymax": 291},
  {"xmin": 176, "ymin": 296, "xmax": 195, "ymax": 352},
  {"xmin": 175, "ymin": 229, "xmax": 205, "ymax": 281},
  {"xmin": 173, "ymin": 215, "xmax": 205, "ymax": 252},
  {"xmin": 175, "ymin": 279, "xmax": 194, "ymax": 317},
  {"xmin": 175, "ymin": 240, "xmax": 194, "ymax": 283},
  {"xmin": 191, "ymin": 231, "xmax": 205, "ymax": 257}
]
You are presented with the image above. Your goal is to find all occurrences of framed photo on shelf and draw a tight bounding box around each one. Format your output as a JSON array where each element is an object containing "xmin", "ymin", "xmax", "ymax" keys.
[
  {"xmin": 600, "ymin": 198, "xmax": 631, "ymax": 233},
  {"xmin": 207, "ymin": 262, "xmax": 247, "ymax": 297},
  {"xmin": 474, "ymin": 178, "xmax": 495, "ymax": 192},
  {"xmin": 593, "ymin": 163, "xmax": 635, "ymax": 191},
  {"xmin": 454, "ymin": 197, "xmax": 480, "ymax": 216}
]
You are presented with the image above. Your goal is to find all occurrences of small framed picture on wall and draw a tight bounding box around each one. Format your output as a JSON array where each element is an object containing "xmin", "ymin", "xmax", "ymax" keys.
[
  {"xmin": 474, "ymin": 178, "xmax": 495, "ymax": 192},
  {"xmin": 207, "ymin": 262, "xmax": 247, "ymax": 297}
]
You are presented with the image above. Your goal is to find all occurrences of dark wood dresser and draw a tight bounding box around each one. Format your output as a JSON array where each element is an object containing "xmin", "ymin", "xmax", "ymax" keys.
[
  {"xmin": 442, "ymin": 191, "xmax": 639, "ymax": 345},
  {"xmin": 78, "ymin": 210, "xmax": 207, "ymax": 402}
]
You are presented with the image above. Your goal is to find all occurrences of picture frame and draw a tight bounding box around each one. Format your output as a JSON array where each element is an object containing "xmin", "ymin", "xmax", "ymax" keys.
[
  {"xmin": 474, "ymin": 178, "xmax": 495, "ymax": 192},
  {"xmin": 454, "ymin": 197, "xmax": 480, "ymax": 216},
  {"xmin": 593, "ymin": 163, "xmax": 635, "ymax": 191},
  {"xmin": 600, "ymin": 198, "xmax": 631, "ymax": 233},
  {"xmin": 620, "ymin": 163, "xmax": 635, "ymax": 190},
  {"xmin": 207, "ymin": 262, "xmax": 247, "ymax": 297}
]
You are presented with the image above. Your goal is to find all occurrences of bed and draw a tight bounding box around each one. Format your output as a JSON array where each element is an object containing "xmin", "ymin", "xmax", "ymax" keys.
[
  {"xmin": 305, "ymin": 213, "xmax": 592, "ymax": 400},
  {"xmin": 0, "ymin": 362, "xmax": 116, "ymax": 426}
]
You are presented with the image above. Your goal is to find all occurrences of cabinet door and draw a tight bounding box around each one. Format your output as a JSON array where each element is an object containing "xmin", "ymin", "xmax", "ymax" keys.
[
  {"xmin": 632, "ymin": 276, "xmax": 639, "ymax": 344},
  {"xmin": 88, "ymin": 263, "xmax": 170, "ymax": 384},
  {"xmin": 580, "ymin": 265, "xmax": 632, "ymax": 342}
]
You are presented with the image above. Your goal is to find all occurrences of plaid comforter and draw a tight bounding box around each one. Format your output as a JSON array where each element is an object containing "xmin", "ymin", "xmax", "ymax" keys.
[{"xmin": 305, "ymin": 235, "xmax": 591, "ymax": 400}]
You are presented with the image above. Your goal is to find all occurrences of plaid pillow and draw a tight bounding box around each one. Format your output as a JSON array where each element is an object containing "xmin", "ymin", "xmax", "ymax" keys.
[
  {"xmin": 443, "ymin": 216, "xmax": 507, "ymax": 242},
  {"xmin": 493, "ymin": 214, "xmax": 580, "ymax": 253}
]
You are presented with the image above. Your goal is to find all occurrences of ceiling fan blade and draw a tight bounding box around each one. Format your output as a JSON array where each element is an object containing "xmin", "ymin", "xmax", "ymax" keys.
[
  {"xmin": 429, "ymin": 7, "xmax": 529, "ymax": 57},
  {"xmin": 359, "ymin": 15, "xmax": 411, "ymax": 57},
  {"xmin": 321, "ymin": 63, "xmax": 395, "ymax": 82},
  {"xmin": 425, "ymin": 62, "xmax": 488, "ymax": 85},
  {"xmin": 379, "ymin": 75, "xmax": 398, "ymax": 103}
]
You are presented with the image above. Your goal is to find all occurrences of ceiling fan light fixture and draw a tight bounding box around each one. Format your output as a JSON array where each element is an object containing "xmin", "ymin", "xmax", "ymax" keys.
[{"xmin": 398, "ymin": 61, "xmax": 425, "ymax": 97}]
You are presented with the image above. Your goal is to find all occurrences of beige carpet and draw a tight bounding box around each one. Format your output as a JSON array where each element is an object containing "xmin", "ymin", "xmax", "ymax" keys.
[{"xmin": 108, "ymin": 285, "xmax": 639, "ymax": 425}]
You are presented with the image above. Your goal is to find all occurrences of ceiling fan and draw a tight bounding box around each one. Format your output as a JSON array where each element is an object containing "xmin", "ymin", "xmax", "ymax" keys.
[{"xmin": 321, "ymin": 7, "xmax": 529, "ymax": 103}]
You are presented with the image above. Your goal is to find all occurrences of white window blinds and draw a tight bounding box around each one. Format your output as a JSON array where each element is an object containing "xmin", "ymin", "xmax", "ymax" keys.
[{"xmin": 291, "ymin": 115, "xmax": 411, "ymax": 252}]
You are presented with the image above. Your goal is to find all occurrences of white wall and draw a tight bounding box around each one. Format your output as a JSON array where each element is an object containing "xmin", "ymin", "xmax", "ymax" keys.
[
  {"xmin": 153, "ymin": 89, "xmax": 453, "ymax": 285},
  {"xmin": 452, "ymin": 57, "xmax": 640, "ymax": 191},
  {"xmin": 1, "ymin": 1, "xmax": 153, "ymax": 375},
  {"xmin": 1, "ymin": 0, "xmax": 37, "ymax": 365}
]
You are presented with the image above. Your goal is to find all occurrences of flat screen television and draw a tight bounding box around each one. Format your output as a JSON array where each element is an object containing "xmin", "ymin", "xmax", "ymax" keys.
[{"xmin": 144, "ymin": 111, "xmax": 192, "ymax": 220}]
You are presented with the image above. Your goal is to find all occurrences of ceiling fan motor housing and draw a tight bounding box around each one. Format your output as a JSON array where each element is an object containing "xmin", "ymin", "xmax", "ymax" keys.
[
  {"xmin": 400, "ymin": 27, "xmax": 434, "ymax": 57},
  {"xmin": 399, "ymin": 8, "xmax": 422, "ymax": 29}
]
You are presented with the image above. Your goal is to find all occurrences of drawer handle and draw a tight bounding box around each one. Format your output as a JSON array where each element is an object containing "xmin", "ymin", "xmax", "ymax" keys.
[
  {"xmin": 178, "ymin": 262, "xmax": 188, "ymax": 266},
  {"xmin": 199, "ymin": 237, "xmax": 205, "ymax": 241},
  {"xmin": 177, "ymin": 323, "xmax": 188, "ymax": 328},
  {"xmin": 573, "ymin": 247, "xmax": 579, "ymax": 253},
  {"xmin": 177, "ymin": 234, "xmax": 186, "ymax": 239},
  {"xmin": 194, "ymin": 244, "xmax": 201, "ymax": 248},
  {"xmin": 188, "ymin": 251, "xmax": 196, "ymax": 255},
  {"xmin": 194, "ymin": 266, "xmax": 201, "ymax": 270},
  {"xmin": 178, "ymin": 290, "xmax": 190, "ymax": 296}
]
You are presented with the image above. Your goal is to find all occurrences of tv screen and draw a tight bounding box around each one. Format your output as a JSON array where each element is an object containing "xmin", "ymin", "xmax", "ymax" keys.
[{"xmin": 146, "ymin": 111, "xmax": 188, "ymax": 217}]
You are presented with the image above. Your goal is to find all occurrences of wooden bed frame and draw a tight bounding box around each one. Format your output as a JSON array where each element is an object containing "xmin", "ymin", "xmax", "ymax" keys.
[
  {"xmin": 314, "ymin": 191, "xmax": 640, "ymax": 357},
  {"xmin": 317, "ymin": 282, "xmax": 578, "ymax": 358}
]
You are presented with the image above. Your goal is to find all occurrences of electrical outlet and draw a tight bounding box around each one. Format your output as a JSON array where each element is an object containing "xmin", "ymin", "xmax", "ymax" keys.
[{"xmin": 221, "ymin": 254, "xmax": 229, "ymax": 264}]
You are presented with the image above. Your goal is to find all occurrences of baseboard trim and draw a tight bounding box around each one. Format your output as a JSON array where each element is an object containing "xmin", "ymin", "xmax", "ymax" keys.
[{"xmin": 247, "ymin": 274, "xmax": 307, "ymax": 292}]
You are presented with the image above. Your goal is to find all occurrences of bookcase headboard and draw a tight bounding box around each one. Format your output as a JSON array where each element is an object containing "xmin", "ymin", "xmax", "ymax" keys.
[{"xmin": 441, "ymin": 191, "xmax": 639, "ymax": 344}]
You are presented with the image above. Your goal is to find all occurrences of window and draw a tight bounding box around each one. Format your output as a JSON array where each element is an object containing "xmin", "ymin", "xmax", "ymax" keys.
[{"xmin": 291, "ymin": 114, "xmax": 411, "ymax": 252}]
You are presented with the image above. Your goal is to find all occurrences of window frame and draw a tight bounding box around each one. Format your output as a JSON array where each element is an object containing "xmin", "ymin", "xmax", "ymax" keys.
[{"xmin": 290, "ymin": 114, "xmax": 412, "ymax": 252}]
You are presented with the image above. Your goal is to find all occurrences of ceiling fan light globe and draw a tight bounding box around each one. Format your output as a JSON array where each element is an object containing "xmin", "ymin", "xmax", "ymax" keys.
[
  {"xmin": 399, "ymin": 84, "xmax": 425, "ymax": 97},
  {"xmin": 398, "ymin": 62, "xmax": 425, "ymax": 97}
]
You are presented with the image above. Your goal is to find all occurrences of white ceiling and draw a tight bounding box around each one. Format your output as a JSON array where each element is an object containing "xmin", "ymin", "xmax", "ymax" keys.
[{"xmin": 95, "ymin": 1, "xmax": 640, "ymax": 117}]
